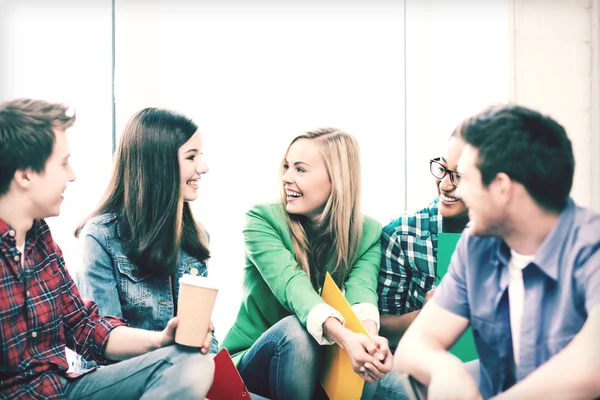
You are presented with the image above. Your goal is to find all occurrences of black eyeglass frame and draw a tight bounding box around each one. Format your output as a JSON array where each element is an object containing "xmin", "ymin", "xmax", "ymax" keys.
[{"xmin": 429, "ymin": 157, "xmax": 461, "ymax": 188}]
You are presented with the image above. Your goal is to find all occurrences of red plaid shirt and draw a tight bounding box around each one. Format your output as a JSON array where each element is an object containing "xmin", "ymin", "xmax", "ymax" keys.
[{"xmin": 0, "ymin": 218, "xmax": 126, "ymax": 399}]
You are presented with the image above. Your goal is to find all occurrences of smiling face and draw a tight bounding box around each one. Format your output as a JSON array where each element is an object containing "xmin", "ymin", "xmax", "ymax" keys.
[
  {"xmin": 282, "ymin": 138, "xmax": 332, "ymax": 222},
  {"xmin": 434, "ymin": 137, "xmax": 468, "ymax": 219},
  {"xmin": 178, "ymin": 130, "xmax": 208, "ymax": 202},
  {"xmin": 27, "ymin": 129, "xmax": 76, "ymax": 219},
  {"xmin": 456, "ymin": 144, "xmax": 507, "ymax": 236}
]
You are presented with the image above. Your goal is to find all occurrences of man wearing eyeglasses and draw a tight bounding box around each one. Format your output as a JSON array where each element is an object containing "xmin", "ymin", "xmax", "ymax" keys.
[
  {"xmin": 376, "ymin": 121, "xmax": 470, "ymax": 350},
  {"xmin": 367, "ymin": 120, "xmax": 473, "ymax": 399},
  {"xmin": 394, "ymin": 105, "xmax": 600, "ymax": 400}
]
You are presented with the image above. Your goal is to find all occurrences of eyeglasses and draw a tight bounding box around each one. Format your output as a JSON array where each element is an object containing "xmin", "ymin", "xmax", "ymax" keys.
[{"xmin": 430, "ymin": 158, "xmax": 461, "ymax": 188}]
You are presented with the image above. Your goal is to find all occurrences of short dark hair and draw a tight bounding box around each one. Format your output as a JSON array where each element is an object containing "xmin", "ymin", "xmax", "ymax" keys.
[
  {"xmin": 0, "ymin": 98, "xmax": 76, "ymax": 195},
  {"xmin": 461, "ymin": 104, "xmax": 574, "ymax": 213}
]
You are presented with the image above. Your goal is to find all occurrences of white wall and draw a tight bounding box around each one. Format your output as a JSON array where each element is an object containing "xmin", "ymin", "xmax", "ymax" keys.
[
  {"xmin": 113, "ymin": 0, "xmax": 165, "ymax": 131},
  {"xmin": 114, "ymin": 0, "xmax": 407, "ymax": 341},
  {"xmin": 403, "ymin": 0, "xmax": 600, "ymax": 213},
  {"xmin": 510, "ymin": 0, "xmax": 600, "ymax": 212},
  {"xmin": 404, "ymin": 0, "xmax": 511, "ymax": 212},
  {"xmin": 0, "ymin": 0, "xmax": 114, "ymax": 269}
]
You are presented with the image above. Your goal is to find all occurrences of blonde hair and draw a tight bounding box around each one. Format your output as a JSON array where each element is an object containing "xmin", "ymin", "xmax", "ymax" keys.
[{"xmin": 280, "ymin": 127, "xmax": 363, "ymax": 288}]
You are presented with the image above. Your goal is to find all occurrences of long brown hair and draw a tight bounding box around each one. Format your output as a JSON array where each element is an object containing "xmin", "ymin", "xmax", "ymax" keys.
[
  {"xmin": 76, "ymin": 108, "xmax": 209, "ymax": 276},
  {"xmin": 281, "ymin": 128, "xmax": 363, "ymax": 289}
]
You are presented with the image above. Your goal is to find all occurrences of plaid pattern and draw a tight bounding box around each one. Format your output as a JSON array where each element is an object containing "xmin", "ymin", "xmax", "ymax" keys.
[
  {"xmin": 0, "ymin": 218, "xmax": 126, "ymax": 399},
  {"xmin": 378, "ymin": 198, "xmax": 441, "ymax": 315}
]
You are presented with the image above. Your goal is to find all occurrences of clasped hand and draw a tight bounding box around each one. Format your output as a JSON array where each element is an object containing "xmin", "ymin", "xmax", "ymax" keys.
[{"xmin": 344, "ymin": 332, "xmax": 393, "ymax": 382}]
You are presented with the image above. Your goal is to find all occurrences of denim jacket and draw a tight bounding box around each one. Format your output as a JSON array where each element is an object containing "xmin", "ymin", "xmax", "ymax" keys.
[{"xmin": 75, "ymin": 213, "xmax": 218, "ymax": 353}]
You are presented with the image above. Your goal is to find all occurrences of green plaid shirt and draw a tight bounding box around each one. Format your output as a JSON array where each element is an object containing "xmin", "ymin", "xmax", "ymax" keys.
[{"xmin": 378, "ymin": 198, "xmax": 441, "ymax": 315}]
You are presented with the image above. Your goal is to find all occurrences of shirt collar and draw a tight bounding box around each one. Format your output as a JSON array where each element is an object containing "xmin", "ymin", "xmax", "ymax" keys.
[
  {"xmin": 531, "ymin": 198, "xmax": 575, "ymax": 281},
  {"xmin": 0, "ymin": 218, "xmax": 14, "ymax": 246},
  {"xmin": 0, "ymin": 217, "xmax": 43, "ymax": 247},
  {"xmin": 495, "ymin": 198, "xmax": 575, "ymax": 281},
  {"xmin": 0, "ymin": 218, "xmax": 11, "ymax": 235}
]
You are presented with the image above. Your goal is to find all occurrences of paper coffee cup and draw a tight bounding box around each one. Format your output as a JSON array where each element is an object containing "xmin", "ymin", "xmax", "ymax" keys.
[{"xmin": 175, "ymin": 274, "xmax": 219, "ymax": 347}]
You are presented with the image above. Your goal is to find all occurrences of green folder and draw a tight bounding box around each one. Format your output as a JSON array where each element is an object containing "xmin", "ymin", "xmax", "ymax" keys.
[{"xmin": 438, "ymin": 233, "xmax": 478, "ymax": 362}]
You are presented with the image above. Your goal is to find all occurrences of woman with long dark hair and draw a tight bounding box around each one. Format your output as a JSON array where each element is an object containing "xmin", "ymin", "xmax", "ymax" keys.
[{"xmin": 75, "ymin": 107, "xmax": 216, "ymax": 353}]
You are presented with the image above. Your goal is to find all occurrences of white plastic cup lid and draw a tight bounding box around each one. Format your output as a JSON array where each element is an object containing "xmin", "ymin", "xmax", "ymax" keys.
[{"xmin": 179, "ymin": 274, "xmax": 219, "ymax": 290}]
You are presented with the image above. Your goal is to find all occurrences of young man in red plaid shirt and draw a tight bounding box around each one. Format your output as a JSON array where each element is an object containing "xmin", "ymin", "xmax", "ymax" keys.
[{"xmin": 0, "ymin": 99, "xmax": 215, "ymax": 399}]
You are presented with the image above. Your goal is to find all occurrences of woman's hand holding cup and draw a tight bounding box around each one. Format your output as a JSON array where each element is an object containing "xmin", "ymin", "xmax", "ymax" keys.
[{"xmin": 158, "ymin": 317, "xmax": 179, "ymax": 348}]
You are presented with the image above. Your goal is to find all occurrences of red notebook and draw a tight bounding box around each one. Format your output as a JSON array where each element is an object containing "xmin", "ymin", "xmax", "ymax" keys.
[{"xmin": 206, "ymin": 348, "xmax": 253, "ymax": 400}]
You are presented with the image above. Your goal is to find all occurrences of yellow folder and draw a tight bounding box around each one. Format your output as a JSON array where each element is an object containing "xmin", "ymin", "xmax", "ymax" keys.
[{"xmin": 320, "ymin": 272, "xmax": 370, "ymax": 400}]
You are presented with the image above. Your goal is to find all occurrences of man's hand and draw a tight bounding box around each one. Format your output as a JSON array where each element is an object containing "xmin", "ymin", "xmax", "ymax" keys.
[
  {"xmin": 428, "ymin": 357, "xmax": 482, "ymax": 400},
  {"xmin": 362, "ymin": 335, "xmax": 394, "ymax": 381}
]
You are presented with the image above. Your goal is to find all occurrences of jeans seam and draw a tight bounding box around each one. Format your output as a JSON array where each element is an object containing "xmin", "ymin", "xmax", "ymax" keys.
[
  {"xmin": 238, "ymin": 339, "xmax": 279, "ymax": 374},
  {"xmin": 269, "ymin": 339, "xmax": 283, "ymax": 399},
  {"xmin": 238, "ymin": 338, "xmax": 281, "ymax": 398}
]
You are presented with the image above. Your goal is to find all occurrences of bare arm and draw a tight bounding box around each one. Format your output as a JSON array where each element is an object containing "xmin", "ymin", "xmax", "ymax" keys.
[
  {"xmin": 394, "ymin": 302, "xmax": 469, "ymax": 384},
  {"xmin": 104, "ymin": 326, "xmax": 162, "ymax": 361},
  {"xmin": 380, "ymin": 311, "xmax": 418, "ymax": 345},
  {"xmin": 362, "ymin": 319, "xmax": 379, "ymax": 337},
  {"xmin": 381, "ymin": 289, "xmax": 435, "ymax": 345},
  {"xmin": 324, "ymin": 316, "xmax": 372, "ymax": 350},
  {"xmin": 104, "ymin": 317, "xmax": 212, "ymax": 361},
  {"xmin": 394, "ymin": 301, "xmax": 483, "ymax": 399}
]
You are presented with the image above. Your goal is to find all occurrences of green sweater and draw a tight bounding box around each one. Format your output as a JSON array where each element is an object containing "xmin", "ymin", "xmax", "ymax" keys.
[{"xmin": 221, "ymin": 202, "xmax": 383, "ymax": 365}]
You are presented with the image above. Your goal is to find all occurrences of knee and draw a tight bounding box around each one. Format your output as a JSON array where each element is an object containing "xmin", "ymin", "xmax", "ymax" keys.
[
  {"xmin": 177, "ymin": 352, "xmax": 215, "ymax": 397},
  {"xmin": 159, "ymin": 344, "xmax": 198, "ymax": 364},
  {"xmin": 373, "ymin": 371, "xmax": 410, "ymax": 400},
  {"xmin": 464, "ymin": 359, "xmax": 480, "ymax": 386},
  {"xmin": 278, "ymin": 316, "xmax": 316, "ymax": 347},
  {"xmin": 158, "ymin": 345, "xmax": 215, "ymax": 397},
  {"xmin": 276, "ymin": 316, "xmax": 321, "ymax": 365}
]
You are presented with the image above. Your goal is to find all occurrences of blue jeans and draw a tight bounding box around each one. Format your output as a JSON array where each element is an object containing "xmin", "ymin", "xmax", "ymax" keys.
[
  {"xmin": 61, "ymin": 344, "xmax": 214, "ymax": 399},
  {"xmin": 369, "ymin": 359, "xmax": 481, "ymax": 400},
  {"xmin": 370, "ymin": 370, "xmax": 411, "ymax": 400},
  {"xmin": 238, "ymin": 315, "xmax": 327, "ymax": 400}
]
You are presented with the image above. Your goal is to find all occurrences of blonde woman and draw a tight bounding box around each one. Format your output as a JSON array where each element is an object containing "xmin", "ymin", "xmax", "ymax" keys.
[{"xmin": 222, "ymin": 128, "xmax": 393, "ymax": 399}]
